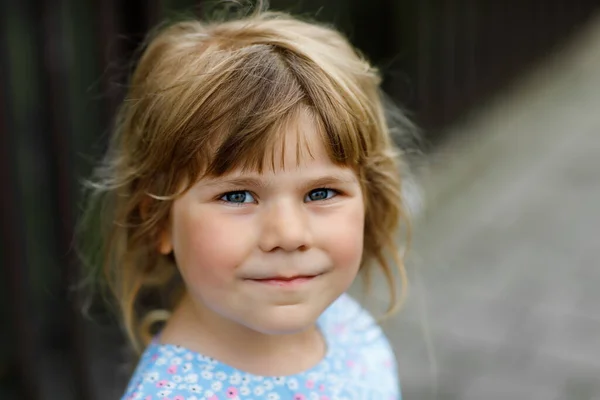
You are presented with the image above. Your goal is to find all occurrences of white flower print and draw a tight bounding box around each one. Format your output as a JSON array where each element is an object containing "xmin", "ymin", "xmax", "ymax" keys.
[
  {"xmin": 178, "ymin": 384, "xmax": 188, "ymax": 390},
  {"xmin": 229, "ymin": 373, "xmax": 242, "ymax": 385},
  {"xmin": 263, "ymin": 380, "xmax": 274, "ymax": 390},
  {"xmin": 184, "ymin": 353, "xmax": 194, "ymax": 361},
  {"xmin": 182, "ymin": 363, "xmax": 193, "ymax": 373},
  {"xmin": 174, "ymin": 345, "xmax": 185, "ymax": 353},
  {"xmin": 157, "ymin": 390, "xmax": 172, "ymax": 398},
  {"xmin": 156, "ymin": 357, "xmax": 167, "ymax": 366},
  {"xmin": 204, "ymin": 390, "xmax": 214, "ymax": 398},
  {"xmin": 165, "ymin": 382, "xmax": 177, "ymax": 389},
  {"xmin": 173, "ymin": 375, "xmax": 183, "ymax": 383},
  {"xmin": 253, "ymin": 386, "xmax": 265, "ymax": 396},
  {"xmin": 240, "ymin": 386, "xmax": 251, "ymax": 396},
  {"xmin": 211, "ymin": 381, "xmax": 222, "ymax": 391},
  {"xmin": 201, "ymin": 370, "xmax": 213, "ymax": 380},
  {"xmin": 215, "ymin": 371, "xmax": 227, "ymax": 381},
  {"xmin": 171, "ymin": 357, "xmax": 183, "ymax": 365},
  {"xmin": 241, "ymin": 375, "xmax": 252, "ymax": 385},
  {"xmin": 274, "ymin": 376, "xmax": 285, "ymax": 385},
  {"xmin": 286, "ymin": 378, "xmax": 298, "ymax": 390},
  {"xmin": 185, "ymin": 373, "xmax": 199, "ymax": 383},
  {"xmin": 144, "ymin": 372, "xmax": 159, "ymax": 382},
  {"xmin": 187, "ymin": 397, "xmax": 199, "ymax": 400},
  {"xmin": 132, "ymin": 393, "xmax": 143, "ymax": 400},
  {"xmin": 267, "ymin": 393, "xmax": 280, "ymax": 400},
  {"xmin": 309, "ymin": 393, "xmax": 320, "ymax": 400},
  {"xmin": 188, "ymin": 384, "xmax": 202, "ymax": 393}
]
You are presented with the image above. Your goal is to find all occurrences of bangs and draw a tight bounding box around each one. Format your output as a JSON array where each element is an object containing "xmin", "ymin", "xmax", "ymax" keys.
[
  {"xmin": 208, "ymin": 103, "xmax": 329, "ymax": 175},
  {"xmin": 162, "ymin": 43, "xmax": 369, "ymax": 185}
]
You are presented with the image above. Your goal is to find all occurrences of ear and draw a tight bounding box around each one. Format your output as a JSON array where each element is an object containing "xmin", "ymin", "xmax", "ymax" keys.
[
  {"xmin": 140, "ymin": 195, "xmax": 173, "ymax": 255},
  {"xmin": 158, "ymin": 227, "xmax": 173, "ymax": 255}
]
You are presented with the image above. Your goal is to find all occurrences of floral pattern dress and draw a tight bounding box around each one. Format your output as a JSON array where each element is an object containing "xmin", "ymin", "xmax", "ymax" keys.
[{"xmin": 122, "ymin": 293, "xmax": 401, "ymax": 400}]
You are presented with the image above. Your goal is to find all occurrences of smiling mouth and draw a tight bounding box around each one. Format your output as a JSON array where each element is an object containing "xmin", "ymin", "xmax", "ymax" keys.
[{"xmin": 247, "ymin": 274, "xmax": 321, "ymax": 287}]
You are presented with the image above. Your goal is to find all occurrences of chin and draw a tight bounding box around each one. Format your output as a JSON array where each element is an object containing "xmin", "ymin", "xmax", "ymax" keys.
[{"xmin": 243, "ymin": 307, "xmax": 322, "ymax": 336}]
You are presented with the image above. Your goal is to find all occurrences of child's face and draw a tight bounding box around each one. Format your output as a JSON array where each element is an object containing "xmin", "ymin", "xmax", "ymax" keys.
[{"xmin": 160, "ymin": 112, "xmax": 365, "ymax": 336}]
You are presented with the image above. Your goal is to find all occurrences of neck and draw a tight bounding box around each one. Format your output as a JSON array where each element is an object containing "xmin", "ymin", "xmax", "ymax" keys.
[{"xmin": 159, "ymin": 293, "xmax": 326, "ymax": 376}]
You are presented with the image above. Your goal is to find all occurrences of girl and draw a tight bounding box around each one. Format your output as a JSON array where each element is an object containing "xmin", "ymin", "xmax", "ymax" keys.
[{"xmin": 83, "ymin": 2, "xmax": 414, "ymax": 399}]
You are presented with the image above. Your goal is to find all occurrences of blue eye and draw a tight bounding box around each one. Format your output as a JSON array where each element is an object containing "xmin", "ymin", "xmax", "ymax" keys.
[
  {"xmin": 305, "ymin": 188, "xmax": 338, "ymax": 202},
  {"xmin": 220, "ymin": 191, "xmax": 256, "ymax": 204}
]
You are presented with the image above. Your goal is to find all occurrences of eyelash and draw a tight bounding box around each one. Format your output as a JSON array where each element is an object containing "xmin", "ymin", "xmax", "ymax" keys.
[
  {"xmin": 305, "ymin": 187, "xmax": 340, "ymax": 202},
  {"xmin": 218, "ymin": 190, "xmax": 256, "ymax": 206},
  {"xmin": 217, "ymin": 187, "xmax": 341, "ymax": 206}
]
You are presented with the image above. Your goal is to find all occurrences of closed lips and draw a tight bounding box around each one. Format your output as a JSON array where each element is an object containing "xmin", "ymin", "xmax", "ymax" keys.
[{"xmin": 252, "ymin": 274, "xmax": 317, "ymax": 281}]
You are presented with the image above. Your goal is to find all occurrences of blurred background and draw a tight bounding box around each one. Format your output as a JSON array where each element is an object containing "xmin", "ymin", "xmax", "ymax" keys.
[{"xmin": 1, "ymin": 0, "xmax": 600, "ymax": 399}]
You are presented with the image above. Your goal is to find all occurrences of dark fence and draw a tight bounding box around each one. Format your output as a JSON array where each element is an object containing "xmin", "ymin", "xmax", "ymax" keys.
[{"xmin": 1, "ymin": 0, "xmax": 599, "ymax": 399}]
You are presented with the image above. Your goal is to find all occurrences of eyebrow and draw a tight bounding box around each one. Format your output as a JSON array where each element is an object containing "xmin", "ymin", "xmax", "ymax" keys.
[
  {"xmin": 201, "ymin": 177, "xmax": 268, "ymax": 190},
  {"xmin": 201, "ymin": 173, "xmax": 358, "ymax": 191},
  {"xmin": 300, "ymin": 175, "xmax": 358, "ymax": 190}
]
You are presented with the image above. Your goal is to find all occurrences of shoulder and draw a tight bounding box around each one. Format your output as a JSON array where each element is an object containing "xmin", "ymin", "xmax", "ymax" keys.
[
  {"xmin": 319, "ymin": 293, "xmax": 401, "ymax": 398},
  {"xmin": 320, "ymin": 292, "xmax": 390, "ymax": 345},
  {"xmin": 121, "ymin": 342, "xmax": 211, "ymax": 400}
]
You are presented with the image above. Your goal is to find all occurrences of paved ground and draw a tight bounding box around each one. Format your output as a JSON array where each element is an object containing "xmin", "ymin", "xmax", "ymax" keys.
[{"xmin": 359, "ymin": 13, "xmax": 600, "ymax": 400}]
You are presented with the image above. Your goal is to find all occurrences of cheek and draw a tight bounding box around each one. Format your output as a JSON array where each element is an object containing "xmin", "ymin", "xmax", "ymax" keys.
[
  {"xmin": 319, "ymin": 201, "xmax": 365, "ymax": 269},
  {"xmin": 170, "ymin": 205, "xmax": 254, "ymax": 285}
]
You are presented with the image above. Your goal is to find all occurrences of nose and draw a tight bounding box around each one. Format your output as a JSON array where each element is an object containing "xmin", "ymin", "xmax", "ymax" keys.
[{"xmin": 258, "ymin": 200, "xmax": 312, "ymax": 252}]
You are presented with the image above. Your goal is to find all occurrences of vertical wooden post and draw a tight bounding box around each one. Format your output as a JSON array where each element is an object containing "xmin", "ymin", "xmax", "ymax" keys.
[
  {"xmin": 30, "ymin": 0, "xmax": 94, "ymax": 397},
  {"xmin": 0, "ymin": 8, "xmax": 41, "ymax": 396}
]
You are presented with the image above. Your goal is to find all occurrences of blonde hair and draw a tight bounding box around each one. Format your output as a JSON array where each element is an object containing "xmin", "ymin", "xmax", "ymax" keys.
[{"xmin": 81, "ymin": 4, "xmax": 412, "ymax": 353}]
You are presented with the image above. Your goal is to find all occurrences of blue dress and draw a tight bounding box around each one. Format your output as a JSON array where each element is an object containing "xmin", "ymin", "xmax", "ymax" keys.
[{"xmin": 122, "ymin": 293, "xmax": 401, "ymax": 400}]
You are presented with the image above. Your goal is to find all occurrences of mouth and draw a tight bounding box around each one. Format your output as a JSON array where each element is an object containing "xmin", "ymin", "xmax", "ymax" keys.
[{"xmin": 246, "ymin": 274, "xmax": 321, "ymax": 287}]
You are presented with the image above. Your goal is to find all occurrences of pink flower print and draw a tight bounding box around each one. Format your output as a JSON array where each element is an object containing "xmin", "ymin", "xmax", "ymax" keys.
[
  {"xmin": 173, "ymin": 396, "xmax": 185, "ymax": 400},
  {"xmin": 226, "ymin": 387, "xmax": 239, "ymax": 398},
  {"xmin": 383, "ymin": 359, "xmax": 393, "ymax": 368},
  {"xmin": 294, "ymin": 395, "xmax": 306, "ymax": 400},
  {"xmin": 319, "ymin": 384, "xmax": 325, "ymax": 392},
  {"xmin": 305, "ymin": 379, "xmax": 315, "ymax": 389},
  {"xmin": 144, "ymin": 396, "xmax": 152, "ymax": 400},
  {"xmin": 207, "ymin": 395, "xmax": 219, "ymax": 400},
  {"xmin": 156, "ymin": 380, "xmax": 168, "ymax": 388},
  {"xmin": 167, "ymin": 365, "xmax": 177, "ymax": 374},
  {"xmin": 320, "ymin": 396, "xmax": 330, "ymax": 400},
  {"xmin": 346, "ymin": 360, "xmax": 355, "ymax": 368},
  {"xmin": 333, "ymin": 323, "xmax": 346, "ymax": 334}
]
